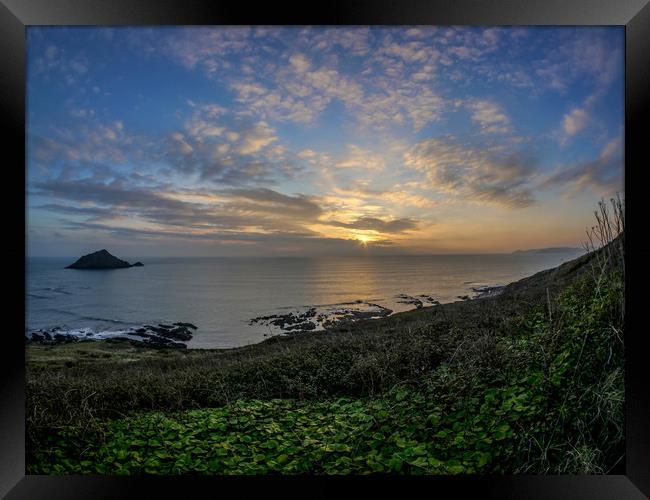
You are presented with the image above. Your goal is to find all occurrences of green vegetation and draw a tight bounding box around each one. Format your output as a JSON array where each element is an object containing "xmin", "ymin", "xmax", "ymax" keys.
[{"xmin": 26, "ymin": 198, "xmax": 625, "ymax": 475}]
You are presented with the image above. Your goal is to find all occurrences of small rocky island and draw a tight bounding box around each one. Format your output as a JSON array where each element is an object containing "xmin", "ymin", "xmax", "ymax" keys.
[{"xmin": 65, "ymin": 249, "xmax": 143, "ymax": 269}]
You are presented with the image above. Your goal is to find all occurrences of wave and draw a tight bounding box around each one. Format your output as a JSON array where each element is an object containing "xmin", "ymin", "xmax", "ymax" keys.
[
  {"xmin": 77, "ymin": 315, "xmax": 132, "ymax": 325},
  {"xmin": 40, "ymin": 308, "xmax": 133, "ymax": 325},
  {"xmin": 26, "ymin": 321, "xmax": 197, "ymax": 347},
  {"xmin": 26, "ymin": 326, "xmax": 141, "ymax": 341},
  {"xmin": 40, "ymin": 287, "xmax": 73, "ymax": 295}
]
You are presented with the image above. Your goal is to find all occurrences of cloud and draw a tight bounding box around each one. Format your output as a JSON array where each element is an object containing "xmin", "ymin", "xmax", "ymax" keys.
[
  {"xmin": 336, "ymin": 145, "xmax": 385, "ymax": 171},
  {"xmin": 33, "ymin": 172, "xmax": 325, "ymax": 234},
  {"xmin": 161, "ymin": 26, "xmax": 257, "ymax": 75},
  {"xmin": 30, "ymin": 103, "xmax": 300, "ymax": 188},
  {"xmin": 534, "ymin": 28, "xmax": 622, "ymax": 93},
  {"xmin": 327, "ymin": 216, "xmax": 419, "ymax": 234},
  {"xmin": 170, "ymin": 132, "xmax": 194, "ymax": 155},
  {"xmin": 562, "ymin": 107, "xmax": 589, "ymax": 138},
  {"xmin": 237, "ymin": 121, "xmax": 277, "ymax": 155},
  {"xmin": 467, "ymin": 100, "xmax": 512, "ymax": 134},
  {"xmin": 600, "ymin": 137, "xmax": 622, "ymax": 163},
  {"xmin": 541, "ymin": 137, "xmax": 623, "ymax": 195},
  {"xmin": 154, "ymin": 27, "xmax": 452, "ymax": 130},
  {"xmin": 36, "ymin": 203, "xmax": 112, "ymax": 219},
  {"xmin": 322, "ymin": 181, "xmax": 438, "ymax": 213},
  {"xmin": 155, "ymin": 103, "xmax": 296, "ymax": 183},
  {"xmin": 298, "ymin": 149, "xmax": 318, "ymax": 159},
  {"xmin": 131, "ymin": 27, "xmax": 613, "ymax": 136},
  {"xmin": 217, "ymin": 188, "xmax": 324, "ymax": 221},
  {"xmin": 289, "ymin": 53, "xmax": 311, "ymax": 73},
  {"xmin": 31, "ymin": 166, "xmax": 420, "ymax": 253},
  {"xmin": 55, "ymin": 218, "xmax": 398, "ymax": 256},
  {"xmin": 404, "ymin": 137, "xmax": 537, "ymax": 208},
  {"xmin": 381, "ymin": 41, "xmax": 432, "ymax": 64},
  {"xmin": 354, "ymin": 81, "xmax": 444, "ymax": 131},
  {"xmin": 298, "ymin": 27, "xmax": 371, "ymax": 57},
  {"xmin": 229, "ymin": 63, "xmax": 366, "ymax": 125},
  {"xmin": 34, "ymin": 27, "xmax": 622, "ymax": 137},
  {"xmin": 69, "ymin": 108, "xmax": 95, "ymax": 119},
  {"xmin": 29, "ymin": 121, "xmax": 134, "ymax": 167},
  {"xmin": 182, "ymin": 103, "xmax": 229, "ymax": 144},
  {"xmin": 34, "ymin": 177, "xmax": 190, "ymax": 215},
  {"xmin": 30, "ymin": 43, "xmax": 91, "ymax": 87}
]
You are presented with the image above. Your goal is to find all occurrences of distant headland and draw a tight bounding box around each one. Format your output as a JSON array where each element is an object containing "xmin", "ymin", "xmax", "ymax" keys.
[
  {"xmin": 65, "ymin": 249, "xmax": 144, "ymax": 269},
  {"xmin": 512, "ymin": 247, "xmax": 584, "ymax": 255}
]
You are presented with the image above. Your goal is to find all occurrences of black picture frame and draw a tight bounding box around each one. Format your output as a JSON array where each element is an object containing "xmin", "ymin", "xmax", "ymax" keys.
[{"xmin": 2, "ymin": 1, "xmax": 649, "ymax": 498}]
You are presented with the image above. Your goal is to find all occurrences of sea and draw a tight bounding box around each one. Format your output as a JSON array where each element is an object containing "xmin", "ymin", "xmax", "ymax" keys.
[{"xmin": 26, "ymin": 251, "xmax": 584, "ymax": 349}]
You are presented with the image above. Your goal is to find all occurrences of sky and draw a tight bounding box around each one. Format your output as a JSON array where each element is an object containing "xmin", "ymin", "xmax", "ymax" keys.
[{"xmin": 26, "ymin": 26, "xmax": 624, "ymax": 257}]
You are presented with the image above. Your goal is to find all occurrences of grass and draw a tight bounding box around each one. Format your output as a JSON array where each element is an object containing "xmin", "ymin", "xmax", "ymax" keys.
[{"xmin": 26, "ymin": 198, "xmax": 625, "ymax": 475}]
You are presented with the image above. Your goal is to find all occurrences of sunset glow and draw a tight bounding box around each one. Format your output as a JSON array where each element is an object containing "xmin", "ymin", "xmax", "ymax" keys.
[{"xmin": 27, "ymin": 26, "xmax": 624, "ymax": 257}]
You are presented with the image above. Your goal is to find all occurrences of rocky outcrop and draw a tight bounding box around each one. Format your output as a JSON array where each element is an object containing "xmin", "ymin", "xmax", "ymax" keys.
[
  {"xmin": 249, "ymin": 301, "xmax": 393, "ymax": 334},
  {"xmin": 470, "ymin": 284, "xmax": 506, "ymax": 299},
  {"xmin": 395, "ymin": 293, "xmax": 440, "ymax": 309},
  {"xmin": 65, "ymin": 249, "xmax": 142, "ymax": 269},
  {"xmin": 26, "ymin": 322, "xmax": 198, "ymax": 348}
]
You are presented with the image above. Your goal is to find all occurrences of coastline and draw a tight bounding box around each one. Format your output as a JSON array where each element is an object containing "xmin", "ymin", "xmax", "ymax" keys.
[
  {"xmin": 27, "ymin": 251, "xmax": 582, "ymax": 350},
  {"xmin": 26, "ymin": 241, "xmax": 626, "ymax": 475},
  {"xmin": 22, "ymin": 276, "xmax": 525, "ymax": 371},
  {"xmin": 25, "ymin": 283, "xmax": 507, "ymax": 350}
]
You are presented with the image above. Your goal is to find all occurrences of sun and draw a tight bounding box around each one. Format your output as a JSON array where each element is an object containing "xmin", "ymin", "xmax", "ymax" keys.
[{"xmin": 354, "ymin": 234, "xmax": 375, "ymax": 246}]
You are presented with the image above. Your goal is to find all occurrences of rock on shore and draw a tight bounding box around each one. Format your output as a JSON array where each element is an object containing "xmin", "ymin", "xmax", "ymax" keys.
[
  {"xmin": 26, "ymin": 322, "xmax": 198, "ymax": 348},
  {"xmin": 250, "ymin": 300, "xmax": 394, "ymax": 335}
]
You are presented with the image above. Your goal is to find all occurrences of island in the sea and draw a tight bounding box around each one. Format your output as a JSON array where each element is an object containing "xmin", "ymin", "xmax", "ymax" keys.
[{"xmin": 65, "ymin": 249, "xmax": 143, "ymax": 269}]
